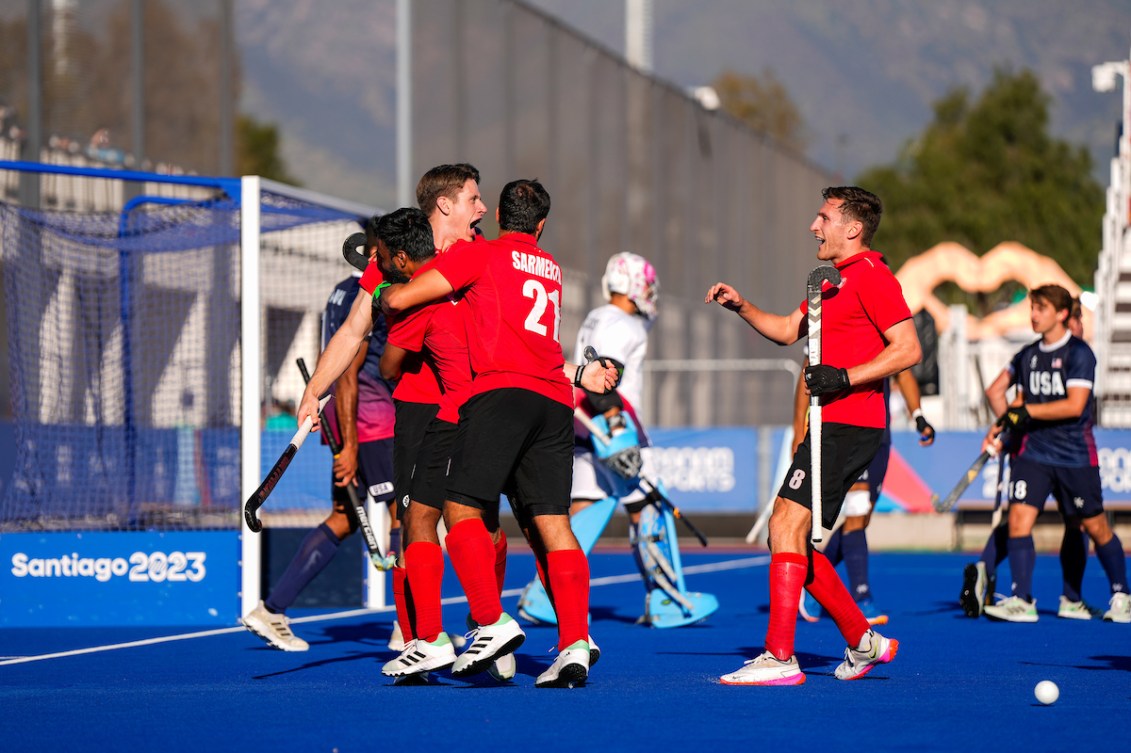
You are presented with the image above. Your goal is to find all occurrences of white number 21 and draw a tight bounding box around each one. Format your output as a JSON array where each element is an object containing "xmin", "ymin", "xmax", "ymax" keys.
[{"xmin": 523, "ymin": 279, "xmax": 561, "ymax": 342}]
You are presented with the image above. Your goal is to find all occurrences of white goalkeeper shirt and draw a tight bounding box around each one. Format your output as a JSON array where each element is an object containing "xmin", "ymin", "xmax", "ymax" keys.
[{"xmin": 573, "ymin": 303, "xmax": 649, "ymax": 418}]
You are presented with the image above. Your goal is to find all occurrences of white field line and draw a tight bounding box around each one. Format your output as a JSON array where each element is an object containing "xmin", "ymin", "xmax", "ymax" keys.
[{"xmin": 0, "ymin": 555, "xmax": 769, "ymax": 666}]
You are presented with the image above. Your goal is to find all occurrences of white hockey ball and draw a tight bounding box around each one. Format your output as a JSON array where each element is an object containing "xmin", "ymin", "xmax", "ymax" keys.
[{"xmin": 1034, "ymin": 680, "xmax": 1059, "ymax": 705}]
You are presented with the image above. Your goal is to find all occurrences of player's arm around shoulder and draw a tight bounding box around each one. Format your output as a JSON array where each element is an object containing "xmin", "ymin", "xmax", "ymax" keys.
[{"xmin": 380, "ymin": 269, "xmax": 454, "ymax": 314}]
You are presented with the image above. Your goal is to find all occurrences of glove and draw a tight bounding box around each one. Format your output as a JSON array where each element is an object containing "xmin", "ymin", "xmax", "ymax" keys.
[
  {"xmin": 370, "ymin": 282, "xmax": 391, "ymax": 321},
  {"xmin": 1003, "ymin": 405, "xmax": 1030, "ymax": 432},
  {"xmin": 371, "ymin": 552, "xmax": 398, "ymax": 572},
  {"xmin": 914, "ymin": 414, "xmax": 936, "ymax": 442},
  {"xmin": 592, "ymin": 412, "xmax": 644, "ymax": 480},
  {"xmin": 804, "ymin": 364, "xmax": 850, "ymax": 396}
]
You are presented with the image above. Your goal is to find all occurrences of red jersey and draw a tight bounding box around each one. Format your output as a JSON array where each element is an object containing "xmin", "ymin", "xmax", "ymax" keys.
[
  {"xmin": 361, "ymin": 258, "xmax": 442, "ymax": 405},
  {"xmin": 387, "ymin": 257, "xmax": 474, "ymax": 423},
  {"xmin": 796, "ymin": 250, "xmax": 912, "ymax": 428},
  {"xmin": 434, "ymin": 233, "xmax": 572, "ymax": 407}
]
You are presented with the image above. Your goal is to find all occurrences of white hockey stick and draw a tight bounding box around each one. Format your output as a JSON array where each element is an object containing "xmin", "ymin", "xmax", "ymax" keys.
[{"xmin": 806, "ymin": 265, "xmax": 841, "ymax": 544}]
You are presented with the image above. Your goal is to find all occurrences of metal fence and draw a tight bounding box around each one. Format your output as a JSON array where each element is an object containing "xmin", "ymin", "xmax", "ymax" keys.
[{"xmin": 411, "ymin": 0, "xmax": 834, "ymax": 427}]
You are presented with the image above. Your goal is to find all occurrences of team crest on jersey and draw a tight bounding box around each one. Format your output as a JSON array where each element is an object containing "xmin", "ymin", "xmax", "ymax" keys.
[
  {"xmin": 1030, "ymin": 355, "xmax": 1038, "ymax": 369},
  {"xmin": 1052, "ymin": 358, "xmax": 1062, "ymax": 368}
]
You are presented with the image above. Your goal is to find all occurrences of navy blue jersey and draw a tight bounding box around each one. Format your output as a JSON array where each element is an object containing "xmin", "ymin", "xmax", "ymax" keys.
[
  {"xmin": 1008, "ymin": 332, "xmax": 1097, "ymax": 467},
  {"xmin": 321, "ymin": 274, "xmax": 395, "ymax": 442}
]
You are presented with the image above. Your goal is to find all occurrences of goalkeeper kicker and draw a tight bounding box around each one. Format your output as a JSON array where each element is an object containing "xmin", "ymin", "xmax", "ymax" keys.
[{"xmin": 516, "ymin": 253, "xmax": 718, "ymax": 628}]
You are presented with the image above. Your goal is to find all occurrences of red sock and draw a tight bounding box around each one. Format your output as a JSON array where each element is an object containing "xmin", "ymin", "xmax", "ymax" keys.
[
  {"xmin": 445, "ymin": 518, "xmax": 502, "ymax": 626},
  {"xmin": 405, "ymin": 541, "xmax": 445, "ymax": 642},
  {"xmin": 392, "ymin": 566, "xmax": 416, "ymax": 642},
  {"xmin": 807, "ymin": 550, "xmax": 869, "ymax": 648},
  {"xmin": 765, "ymin": 552, "xmax": 808, "ymax": 660},
  {"xmin": 546, "ymin": 549, "xmax": 589, "ymax": 650},
  {"xmin": 494, "ymin": 529, "xmax": 508, "ymax": 596}
]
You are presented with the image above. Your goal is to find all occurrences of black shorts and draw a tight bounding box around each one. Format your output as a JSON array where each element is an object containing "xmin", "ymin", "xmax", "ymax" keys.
[
  {"xmin": 331, "ymin": 437, "xmax": 395, "ymax": 510},
  {"xmin": 409, "ymin": 418, "xmax": 458, "ymax": 511},
  {"xmin": 856, "ymin": 432, "xmax": 892, "ymax": 502},
  {"xmin": 778, "ymin": 423, "xmax": 885, "ymax": 530},
  {"xmin": 1009, "ymin": 455, "xmax": 1105, "ymax": 519},
  {"xmin": 446, "ymin": 389, "xmax": 574, "ymax": 518},
  {"xmin": 393, "ymin": 400, "xmax": 440, "ymax": 520}
]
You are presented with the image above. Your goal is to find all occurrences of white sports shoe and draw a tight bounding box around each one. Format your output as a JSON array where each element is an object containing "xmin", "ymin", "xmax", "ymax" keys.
[
  {"xmin": 720, "ymin": 651, "xmax": 805, "ymax": 686},
  {"xmin": 834, "ymin": 629, "xmax": 898, "ymax": 681},
  {"xmin": 587, "ymin": 634, "xmax": 601, "ymax": 668},
  {"xmin": 1103, "ymin": 592, "xmax": 1131, "ymax": 623},
  {"xmin": 388, "ymin": 622, "xmax": 406, "ymax": 652},
  {"xmin": 535, "ymin": 640, "xmax": 590, "ymax": 688},
  {"xmin": 984, "ymin": 595, "xmax": 1038, "ymax": 623},
  {"xmin": 1057, "ymin": 595, "xmax": 1094, "ymax": 620},
  {"xmin": 465, "ymin": 614, "xmax": 516, "ymax": 681},
  {"xmin": 452, "ymin": 612, "xmax": 525, "ymax": 678},
  {"xmin": 241, "ymin": 601, "xmax": 309, "ymax": 652},
  {"xmin": 381, "ymin": 633, "xmax": 457, "ymax": 677}
]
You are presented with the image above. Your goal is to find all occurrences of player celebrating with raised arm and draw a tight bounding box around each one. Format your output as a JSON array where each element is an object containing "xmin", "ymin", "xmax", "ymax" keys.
[
  {"xmin": 295, "ymin": 163, "xmax": 487, "ymax": 653},
  {"xmin": 981, "ymin": 284, "xmax": 1130, "ymax": 624},
  {"xmin": 380, "ymin": 179, "xmax": 619, "ymax": 688},
  {"xmin": 241, "ymin": 224, "xmax": 397, "ymax": 652},
  {"xmin": 706, "ymin": 186, "xmax": 921, "ymax": 685}
]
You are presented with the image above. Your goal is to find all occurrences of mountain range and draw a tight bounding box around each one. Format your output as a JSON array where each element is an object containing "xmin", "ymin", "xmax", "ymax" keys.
[{"xmin": 236, "ymin": 0, "xmax": 1131, "ymax": 208}]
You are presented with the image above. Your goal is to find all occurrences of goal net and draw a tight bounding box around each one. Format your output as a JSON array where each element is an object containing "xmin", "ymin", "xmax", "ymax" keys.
[{"xmin": 0, "ymin": 163, "xmax": 380, "ymax": 615}]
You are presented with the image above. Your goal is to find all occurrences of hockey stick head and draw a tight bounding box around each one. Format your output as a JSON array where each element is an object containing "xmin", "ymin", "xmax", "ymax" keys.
[
  {"xmin": 342, "ymin": 231, "xmax": 370, "ymax": 272},
  {"xmin": 807, "ymin": 265, "xmax": 841, "ymax": 293}
]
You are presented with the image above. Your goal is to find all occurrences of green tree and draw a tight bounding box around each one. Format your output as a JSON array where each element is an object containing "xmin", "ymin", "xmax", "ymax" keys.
[
  {"xmin": 236, "ymin": 115, "xmax": 300, "ymax": 186},
  {"xmin": 858, "ymin": 69, "xmax": 1103, "ymax": 302},
  {"xmin": 710, "ymin": 68, "xmax": 807, "ymax": 152}
]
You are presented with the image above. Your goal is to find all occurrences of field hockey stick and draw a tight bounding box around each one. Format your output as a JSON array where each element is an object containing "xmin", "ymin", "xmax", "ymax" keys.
[
  {"xmin": 342, "ymin": 231, "xmax": 369, "ymax": 272},
  {"xmin": 243, "ymin": 393, "xmax": 331, "ymax": 533},
  {"xmin": 806, "ymin": 265, "xmax": 842, "ymax": 544},
  {"xmin": 930, "ymin": 416, "xmax": 1009, "ymax": 513},
  {"xmin": 572, "ymin": 358, "xmax": 709, "ymax": 548},
  {"xmin": 989, "ymin": 450, "xmax": 1009, "ymax": 529},
  {"xmin": 297, "ymin": 358, "xmax": 391, "ymax": 566}
]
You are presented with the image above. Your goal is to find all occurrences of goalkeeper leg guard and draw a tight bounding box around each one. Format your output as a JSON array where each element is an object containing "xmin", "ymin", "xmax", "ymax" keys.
[{"xmin": 636, "ymin": 504, "xmax": 719, "ymax": 628}]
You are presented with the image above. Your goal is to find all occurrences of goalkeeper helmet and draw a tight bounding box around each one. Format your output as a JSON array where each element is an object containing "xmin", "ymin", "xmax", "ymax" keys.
[{"xmin": 601, "ymin": 252, "xmax": 659, "ymax": 320}]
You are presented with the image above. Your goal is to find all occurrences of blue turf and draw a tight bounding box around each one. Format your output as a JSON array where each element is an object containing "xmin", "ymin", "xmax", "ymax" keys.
[{"xmin": 2, "ymin": 551, "xmax": 1128, "ymax": 752}]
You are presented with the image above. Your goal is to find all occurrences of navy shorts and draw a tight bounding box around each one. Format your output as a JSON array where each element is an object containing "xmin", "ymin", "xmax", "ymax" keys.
[
  {"xmin": 446, "ymin": 389, "xmax": 574, "ymax": 518},
  {"xmin": 1009, "ymin": 455, "xmax": 1105, "ymax": 519},
  {"xmin": 856, "ymin": 432, "xmax": 892, "ymax": 502},
  {"xmin": 409, "ymin": 418, "xmax": 458, "ymax": 511},
  {"xmin": 778, "ymin": 423, "xmax": 885, "ymax": 530},
  {"xmin": 393, "ymin": 400, "xmax": 441, "ymax": 520},
  {"xmin": 331, "ymin": 437, "xmax": 395, "ymax": 509}
]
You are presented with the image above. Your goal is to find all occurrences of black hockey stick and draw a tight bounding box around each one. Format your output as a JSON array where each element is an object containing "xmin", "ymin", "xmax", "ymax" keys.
[
  {"xmin": 297, "ymin": 358, "xmax": 392, "ymax": 567},
  {"xmin": 243, "ymin": 394, "xmax": 330, "ymax": 533},
  {"xmin": 806, "ymin": 264, "xmax": 842, "ymax": 543},
  {"xmin": 931, "ymin": 418, "xmax": 1009, "ymax": 513},
  {"xmin": 342, "ymin": 231, "xmax": 369, "ymax": 272}
]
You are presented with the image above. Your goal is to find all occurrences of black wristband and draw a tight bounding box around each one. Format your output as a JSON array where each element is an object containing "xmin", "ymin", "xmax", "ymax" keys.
[{"xmin": 573, "ymin": 363, "xmax": 585, "ymax": 388}]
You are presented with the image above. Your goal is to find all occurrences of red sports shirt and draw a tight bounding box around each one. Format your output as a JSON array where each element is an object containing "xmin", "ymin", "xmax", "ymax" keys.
[
  {"xmin": 361, "ymin": 258, "xmax": 442, "ymax": 405},
  {"xmin": 434, "ymin": 233, "xmax": 572, "ymax": 407},
  {"xmin": 387, "ymin": 257, "xmax": 473, "ymax": 423},
  {"xmin": 796, "ymin": 250, "xmax": 912, "ymax": 428}
]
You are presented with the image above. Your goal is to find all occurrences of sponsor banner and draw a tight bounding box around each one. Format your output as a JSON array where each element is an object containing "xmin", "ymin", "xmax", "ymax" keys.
[
  {"xmin": 647, "ymin": 427, "xmax": 766, "ymax": 511},
  {"xmin": 885, "ymin": 428, "xmax": 1131, "ymax": 511},
  {"xmin": 0, "ymin": 531, "xmax": 239, "ymax": 626}
]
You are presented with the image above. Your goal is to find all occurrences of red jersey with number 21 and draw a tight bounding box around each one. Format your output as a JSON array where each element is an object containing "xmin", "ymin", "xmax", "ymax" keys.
[{"xmin": 434, "ymin": 233, "xmax": 572, "ymax": 408}]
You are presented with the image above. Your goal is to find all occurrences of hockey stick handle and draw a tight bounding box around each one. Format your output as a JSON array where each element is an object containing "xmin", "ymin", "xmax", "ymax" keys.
[
  {"xmin": 296, "ymin": 358, "xmax": 388, "ymax": 562},
  {"xmin": 243, "ymin": 397, "xmax": 328, "ymax": 533},
  {"xmin": 574, "ymin": 406, "xmax": 708, "ymax": 547}
]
